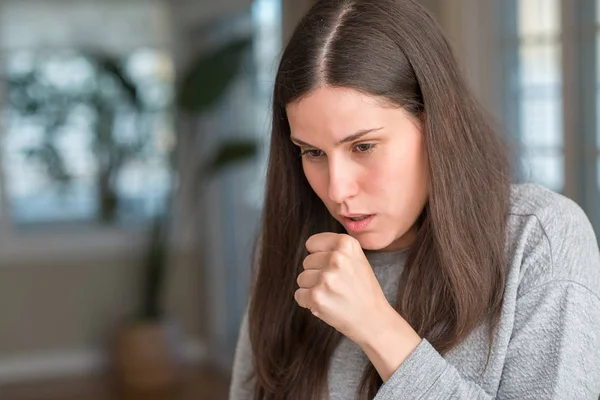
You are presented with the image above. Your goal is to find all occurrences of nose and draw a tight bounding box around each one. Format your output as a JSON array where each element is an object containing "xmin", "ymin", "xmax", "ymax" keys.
[{"xmin": 327, "ymin": 158, "xmax": 359, "ymax": 204}]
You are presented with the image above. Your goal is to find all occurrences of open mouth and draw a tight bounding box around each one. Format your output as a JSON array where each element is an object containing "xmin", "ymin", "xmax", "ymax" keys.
[
  {"xmin": 348, "ymin": 215, "xmax": 371, "ymax": 221},
  {"xmin": 341, "ymin": 214, "xmax": 375, "ymax": 232}
]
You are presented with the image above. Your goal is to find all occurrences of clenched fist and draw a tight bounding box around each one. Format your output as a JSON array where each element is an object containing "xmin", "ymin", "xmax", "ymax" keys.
[{"xmin": 294, "ymin": 232, "xmax": 392, "ymax": 344}]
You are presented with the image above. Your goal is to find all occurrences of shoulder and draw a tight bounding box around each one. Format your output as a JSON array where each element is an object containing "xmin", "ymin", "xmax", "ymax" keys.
[{"xmin": 506, "ymin": 183, "xmax": 600, "ymax": 299}]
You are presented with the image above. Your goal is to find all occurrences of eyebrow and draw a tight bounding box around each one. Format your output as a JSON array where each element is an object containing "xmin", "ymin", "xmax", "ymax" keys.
[{"xmin": 290, "ymin": 127, "xmax": 383, "ymax": 148}]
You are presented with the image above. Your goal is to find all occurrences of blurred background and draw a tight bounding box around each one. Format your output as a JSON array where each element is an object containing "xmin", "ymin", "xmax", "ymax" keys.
[{"xmin": 0, "ymin": 0, "xmax": 597, "ymax": 399}]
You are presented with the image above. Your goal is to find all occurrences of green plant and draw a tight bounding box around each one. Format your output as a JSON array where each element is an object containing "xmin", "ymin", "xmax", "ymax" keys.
[
  {"xmin": 138, "ymin": 35, "xmax": 259, "ymax": 321},
  {"xmin": 6, "ymin": 33, "xmax": 258, "ymax": 321}
]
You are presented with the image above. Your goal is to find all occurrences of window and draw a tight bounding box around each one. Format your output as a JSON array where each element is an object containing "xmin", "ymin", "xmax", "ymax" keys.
[
  {"xmin": 502, "ymin": 0, "xmax": 600, "ymax": 238},
  {"xmin": 0, "ymin": 1, "xmax": 174, "ymax": 227},
  {"xmin": 503, "ymin": 0, "xmax": 563, "ymax": 193},
  {"xmin": 246, "ymin": 0, "xmax": 282, "ymax": 209}
]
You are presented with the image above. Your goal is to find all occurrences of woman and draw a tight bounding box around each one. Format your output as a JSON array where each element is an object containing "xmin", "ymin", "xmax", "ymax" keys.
[{"xmin": 230, "ymin": 0, "xmax": 600, "ymax": 399}]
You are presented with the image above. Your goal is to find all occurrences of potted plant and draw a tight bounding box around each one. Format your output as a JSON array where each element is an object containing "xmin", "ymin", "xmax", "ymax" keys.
[{"xmin": 111, "ymin": 34, "xmax": 258, "ymax": 392}]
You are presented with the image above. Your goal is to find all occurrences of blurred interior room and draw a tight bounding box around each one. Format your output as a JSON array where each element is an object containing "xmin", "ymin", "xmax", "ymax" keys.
[{"xmin": 0, "ymin": 0, "xmax": 597, "ymax": 399}]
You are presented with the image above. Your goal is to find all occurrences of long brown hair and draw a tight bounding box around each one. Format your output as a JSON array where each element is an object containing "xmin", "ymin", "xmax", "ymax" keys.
[{"xmin": 248, "ymin": 0, "xmax": 511, "ymax": 398}]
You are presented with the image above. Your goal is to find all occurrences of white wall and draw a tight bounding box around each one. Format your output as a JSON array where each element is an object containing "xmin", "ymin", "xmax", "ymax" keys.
[{"xmin": 433, "ymin": 0, "xmax": 504, "ymax": 119}]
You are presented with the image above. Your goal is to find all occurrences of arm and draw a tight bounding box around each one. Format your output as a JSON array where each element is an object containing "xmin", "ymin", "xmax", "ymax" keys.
[
  {"xmin": 371, "ymin": 192, "xmax": 600, "ymax": 399},
  {"xmin": 229, "ymin": 311, "xmax": 255, "ymax": 400},
  {"xmin": 372, "ymin": 281, "xmax": 600, "ymax": 399}
]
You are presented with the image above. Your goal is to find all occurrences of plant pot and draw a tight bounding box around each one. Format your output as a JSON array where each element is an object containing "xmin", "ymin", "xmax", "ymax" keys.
[{"xmin": 112, "ymin": 319, "xmax": 182, "ymax": 392}]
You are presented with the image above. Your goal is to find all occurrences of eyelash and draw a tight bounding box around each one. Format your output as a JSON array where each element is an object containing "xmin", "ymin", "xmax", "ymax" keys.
[{"xmin": 299, "ymin": 143, "xmax": 377, "ymax": 159}]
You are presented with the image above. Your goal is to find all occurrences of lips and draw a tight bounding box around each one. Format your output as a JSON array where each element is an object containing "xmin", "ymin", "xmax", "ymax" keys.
[{"xmin": 340, "ymin": 214, "xmax": 375, "ymax": 232}]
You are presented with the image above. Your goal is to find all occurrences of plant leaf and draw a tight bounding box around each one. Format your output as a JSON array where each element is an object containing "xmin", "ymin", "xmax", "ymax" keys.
[
  {"xmin": 203, "ymin": 139, "xmax": 258, "ymax": 178},
  {"xmin": 176, "ymin": 37, "xmax": 253, "ymax": 112}
]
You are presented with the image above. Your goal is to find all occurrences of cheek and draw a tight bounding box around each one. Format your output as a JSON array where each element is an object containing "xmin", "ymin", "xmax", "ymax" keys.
[
  {"xmin": 370, "ymin": 141, "xmax": 428, "ymax": 203},
  {"xmin": 366, "ymin": 153, "xmax": 405, "ymax": 190}
]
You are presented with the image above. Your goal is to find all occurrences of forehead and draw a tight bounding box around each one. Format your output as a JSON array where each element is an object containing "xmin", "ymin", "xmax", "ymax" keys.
[
  {"xmin": 286, "ymin": 86, "xmax": 420, "ymax": 143},
  {"xmin": 286, "ymin": 86, "xmax": 393, "ymax": 137}
]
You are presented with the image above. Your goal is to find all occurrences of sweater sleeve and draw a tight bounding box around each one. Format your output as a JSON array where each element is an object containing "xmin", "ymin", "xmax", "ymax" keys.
[
  {"xmin": 373, "ymin": 281, "xmax": 600, "ymax": 399},
  {"xmin": 229, "ymin": 310, "xmax": 255, "ymax": 400},
  {"xmin": 373, "ymin": 192, "xmax": 600, "ymax": 400}
]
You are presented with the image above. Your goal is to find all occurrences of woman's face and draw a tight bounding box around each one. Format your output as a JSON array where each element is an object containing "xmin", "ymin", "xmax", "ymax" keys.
[{"xmin": 286, "ymin": 86, "xmax": 429, "ymax": 251}]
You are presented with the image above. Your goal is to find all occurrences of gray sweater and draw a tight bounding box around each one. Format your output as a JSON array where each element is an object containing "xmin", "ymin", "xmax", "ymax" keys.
[{"xmin": 229, "ymin": 184, "xmax": 600, "ymax": 399}]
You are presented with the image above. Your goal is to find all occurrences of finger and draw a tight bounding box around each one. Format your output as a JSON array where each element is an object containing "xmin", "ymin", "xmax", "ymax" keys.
[
  {"xmin": 297, "ymin": 269, "xmax": 321, "ymax": 288},
  {"xmin": 302, "ymin": 252, "xmax": 331, "ymax": 270},
  {"xmin": 294, "ymin": 287, "xmax": 311, "ymax": 309},
  {"xmin": 335, "ymin": 234, "xmax": 358, "ymax": 254},
  {"xmin": 306, "ymin": 233, "xmax": 358, "ymax": 254},
  {"xmin": 294, "ymin": 288, "xmax": 323, "ymax": 318},
  {"xmin": 306, "ymin": 232, "xmax": 342, "ymax": 253}
]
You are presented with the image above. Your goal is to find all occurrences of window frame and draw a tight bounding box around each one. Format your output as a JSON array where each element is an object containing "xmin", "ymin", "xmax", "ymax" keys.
[
  {"xmin": 0, "ymin": 0, "xmax": 174, "ymax": 265},
  {"xmin": 501, "ymin": 0, "xmax": 600, "ymax": 237}
]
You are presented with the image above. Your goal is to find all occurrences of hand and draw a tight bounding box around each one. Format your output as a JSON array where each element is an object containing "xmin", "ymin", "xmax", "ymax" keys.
[
  {"xmin": 294, "ymin": 232, "xmax": 422, "ymax": 381},
  {"xmin": 294, "ymin": 232, "xmax": 392, "ymax": 344}
]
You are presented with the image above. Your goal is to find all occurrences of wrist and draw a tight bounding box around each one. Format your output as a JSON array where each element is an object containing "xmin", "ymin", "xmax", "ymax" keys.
[{"xmin": 359, "ymin": 304, "xmax": 422, "ymax": 382}]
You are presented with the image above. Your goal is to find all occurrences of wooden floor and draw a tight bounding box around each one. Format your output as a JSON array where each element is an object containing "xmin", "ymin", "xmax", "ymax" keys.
[{"xmin": 0, "ymin": 365, "xmax": 230, "ymax": 400}]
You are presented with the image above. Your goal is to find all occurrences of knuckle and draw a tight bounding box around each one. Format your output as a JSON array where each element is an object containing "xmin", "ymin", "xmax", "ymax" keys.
[
  {"xmin": 320, "ymin": 271, "xmax": 336, "ymax": 289},
  {"xmin": 329, "ymin": 251, "xmax": 344, "ymax": 269},
  {"xmin": 339, "ymin": 234, "xmax": 354, "ymax": 249},
  {"xmin": 310, "ymin": 288, "xmax": 323, "ymax": 307}
]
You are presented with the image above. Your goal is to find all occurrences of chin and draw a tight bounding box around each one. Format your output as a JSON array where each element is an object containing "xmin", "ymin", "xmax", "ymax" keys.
[{"xmin": 348, "ymin": 232, "xmax": 392, "ymax": 251}]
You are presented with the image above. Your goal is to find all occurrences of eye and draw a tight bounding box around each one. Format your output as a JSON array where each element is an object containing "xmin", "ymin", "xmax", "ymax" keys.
[
  {"xmin": 300, "ymin": 149, "xmax": 325, "ymax": 159},
  {"xmin": 353, "ymin": 143, "xmax": 376, "ymax": 153}
]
